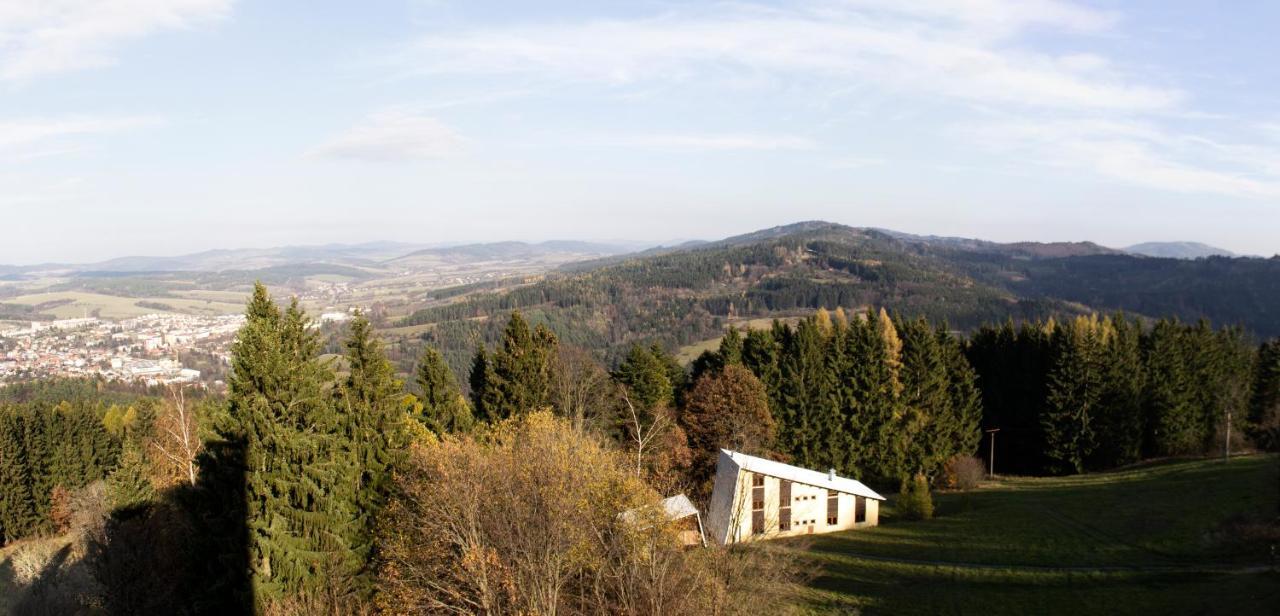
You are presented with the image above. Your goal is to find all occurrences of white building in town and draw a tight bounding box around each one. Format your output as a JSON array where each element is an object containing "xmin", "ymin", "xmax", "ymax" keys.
[{"xmin": 705, "ymin": 450, "xmax": 885, "ymax": 544}]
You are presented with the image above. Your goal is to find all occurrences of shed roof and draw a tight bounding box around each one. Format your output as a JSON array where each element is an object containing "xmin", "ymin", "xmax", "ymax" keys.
[
  {"xmin": 660, "ymin": 494, "xmax": 700, "ymax": 520},
  {"xmin": 621, "ymin": 493, "xmax": 701, "ymax": 525},
  {"xmin": 721, "ymin": 449, "xmax": 886, "ymax": 501}
]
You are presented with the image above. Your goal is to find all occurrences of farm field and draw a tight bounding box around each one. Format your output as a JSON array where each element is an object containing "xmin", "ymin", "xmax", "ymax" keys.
[
  {"xmin": 793, "ymin": 455, "xmax": 1280, "ymax": 615},
  {"xmin": 675, "ymin": 316, "xmax": 809, "ymax": 363},
  {"xmin": 1, "ymin": 291, "xmax": 244, "ymax": 318}
]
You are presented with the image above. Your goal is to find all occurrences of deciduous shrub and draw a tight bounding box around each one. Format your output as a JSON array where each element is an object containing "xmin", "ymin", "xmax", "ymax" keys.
[
  {"xmin": 941, "ymin": 455, "xmax": 985, "ymax": 491},
  {"xmin": 376, "ymin": 411, "xmax": 803, "ymax": 615}
]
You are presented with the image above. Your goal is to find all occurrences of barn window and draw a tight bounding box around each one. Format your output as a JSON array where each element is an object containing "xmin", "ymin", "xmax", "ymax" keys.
[
  {"xmin": 751, "ymin": 474, "xmax": 765, "ymax": 510},
  {"xmin": 779, "ymin": 480, "xmax": 792, "ymax": 531},
  {"xmin": 826, "ymin": 491, "xmax": 839, "ymax": 526},
  {"xmin": 854, "ymin": 495, "xmax": 866, "ymax": 523},
  {"xmin": 751, "ymin": 474, "xmax": 766, "ymax": 535}
]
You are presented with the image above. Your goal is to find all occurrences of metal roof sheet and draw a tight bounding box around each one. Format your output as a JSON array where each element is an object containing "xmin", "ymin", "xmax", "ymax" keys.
[{"xmin": 721, "ymin": 449, "xmax": 886, "ymax": 501}]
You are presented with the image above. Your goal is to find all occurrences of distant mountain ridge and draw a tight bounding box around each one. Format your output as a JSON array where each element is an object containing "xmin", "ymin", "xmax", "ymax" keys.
[
  {"xmin": 390, "ymin": 240, "xmax": 634, "ymax": 265},
  {"xmin": 393, "ymin": 221, "xmax": 1280, "ymax": 378},
  {"xmin": 0, "ymin": 224, "xmax": 1260, "ymax": 275},
  {"xmin": 1, "ymin": 240, "xmax": 643, "ymax": 275},
  {"xmin": 1124, "ymin": 241, "xmax": 1236, "ymax": 259}
]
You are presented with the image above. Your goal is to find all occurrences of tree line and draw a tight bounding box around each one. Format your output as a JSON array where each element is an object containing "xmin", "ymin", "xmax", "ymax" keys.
[
  {"xmin": 967, "ymin": 315, "xmax": 1265, "ymax": 475},
  {"xmin": 3, "ymin": 287, "xmax": 1280, "ymax": 613}
]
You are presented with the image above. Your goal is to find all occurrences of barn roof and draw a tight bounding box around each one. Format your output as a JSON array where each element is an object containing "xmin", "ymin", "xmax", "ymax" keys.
[{"xmin": 720, "ymin": 449, "xmax": 886, "ymax": 501}]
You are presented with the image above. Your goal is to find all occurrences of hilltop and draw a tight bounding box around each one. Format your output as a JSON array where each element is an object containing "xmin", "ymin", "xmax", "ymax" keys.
[
  {"xmin": 1125, "ymin": 241, "xmax": 1238, "ymax": 259},
  {"xmin": 393, "ymin": 221, "xmax": 1280, "ymax": 375}
]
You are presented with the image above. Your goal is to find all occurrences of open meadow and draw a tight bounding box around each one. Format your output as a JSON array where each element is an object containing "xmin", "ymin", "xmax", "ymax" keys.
[{"xmin": 794, "ymin": 455, "xmax": 1280, "ymax": 615}]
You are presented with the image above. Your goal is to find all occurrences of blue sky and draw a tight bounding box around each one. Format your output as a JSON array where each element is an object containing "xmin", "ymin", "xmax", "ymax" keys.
[{"xmin": 2, "ymin": 0, "xmax": 1278, "ymax": 263}]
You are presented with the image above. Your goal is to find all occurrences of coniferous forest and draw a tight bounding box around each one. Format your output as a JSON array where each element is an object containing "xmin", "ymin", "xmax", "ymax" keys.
[{"xmin": 2, "ymin": 279, "xmax": 1279, "ymax": 613}]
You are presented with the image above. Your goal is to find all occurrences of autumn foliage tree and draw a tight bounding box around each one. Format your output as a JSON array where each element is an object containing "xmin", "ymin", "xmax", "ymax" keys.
[
  {"xmin": 680, "ymin": 364, "xmax": 776, "ymax": 497},
  {"xmin": 376, "ymin": 411, "xmax": 801, "ymax": 615}
]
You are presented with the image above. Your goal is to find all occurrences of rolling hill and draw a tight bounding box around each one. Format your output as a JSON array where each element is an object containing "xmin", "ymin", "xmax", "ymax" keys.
[
  {"xmin": 1124, "ymin": 241, "xmax": 1237, "ymax": 259},
  {"xmin": 393, "ymin": 221, "xmax": 1280, "ymax": 375}
]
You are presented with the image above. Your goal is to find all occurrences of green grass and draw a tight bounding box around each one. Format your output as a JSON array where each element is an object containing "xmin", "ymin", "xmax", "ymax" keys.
[
  {"xmin": 790, "ymin": 455, "xmax": 1280, "ymax": 615},
  {"xmin": 675, "ymin": 316, "xmax": 807, "ymax": 363}
]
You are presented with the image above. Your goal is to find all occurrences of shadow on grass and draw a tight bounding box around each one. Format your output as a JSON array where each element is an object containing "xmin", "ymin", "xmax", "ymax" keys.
[
  {"xmin": 6, "ymin": 439, "xmax": 253, "ymax": 616},
  {"xmin": 809, "ymin": 455, "xmax": 1279, "ymax": 570}
]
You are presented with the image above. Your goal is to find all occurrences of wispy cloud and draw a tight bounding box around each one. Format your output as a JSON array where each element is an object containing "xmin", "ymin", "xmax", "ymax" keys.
[
  {"xmin": 0, "ymin": 115, "xmax": 160, "ymax": 152},
  {"xmin": 393, "ymin": 0, "xmax": 1175, "ymax": 112},
  {"xmin": 309, "ymin": 109, "xmax": 464, "ymax": 162},
  {"xmin": 605, "ymin": 133, "xmax": 815, "ymax": 151},
  {"xmin": 0, "ymin": 0, "xmax": 231, "ymax": 81},
  {"xmin": 964, "ymin": 118, "xmax": 1280, "ymax": 199},
  {"xmin": 382, "ymin": 0, "xmax": 1280, "ymax": 202}
]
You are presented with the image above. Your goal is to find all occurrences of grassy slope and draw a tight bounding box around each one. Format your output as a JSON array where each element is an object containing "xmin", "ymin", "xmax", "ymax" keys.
[{"xmin": 792, "ymin": 455, "xmax": 1280, "ymax": 615}]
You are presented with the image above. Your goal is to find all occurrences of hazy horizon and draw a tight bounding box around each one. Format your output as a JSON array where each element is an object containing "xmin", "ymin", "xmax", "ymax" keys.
[
  {"xmin": 5, "ymin": 0, "xmax": 1280, "ymax": 263},
  {"xmin": 0, "ymin": 219, "xmax": 1263, "ymax": 267}
]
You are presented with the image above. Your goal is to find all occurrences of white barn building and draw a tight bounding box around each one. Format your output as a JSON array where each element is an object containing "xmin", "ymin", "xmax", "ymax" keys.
[{"xmin": 705, "ymin": 450, "xmax": 885, "ymax": 544}]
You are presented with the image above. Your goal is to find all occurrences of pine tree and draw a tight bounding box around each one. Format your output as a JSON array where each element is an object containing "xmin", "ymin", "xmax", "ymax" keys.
[{"xmin": 415, "ymin": 345, "xmax": 473, "ymax": 434}]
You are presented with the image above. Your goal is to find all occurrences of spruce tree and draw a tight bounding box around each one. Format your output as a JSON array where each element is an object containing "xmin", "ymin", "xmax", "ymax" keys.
[
  {"xmin": 613, "ymin": 344, "xmax": 676, "ymax": 412},
  {"xmin": 474, "ymin": 312, "xmax": 559, "ymax": 420},
  {"xmin": 22, "ymin": 409, "xmax": 53, "ymax": 528},
  {"xmin": 827, "ymin": 312, "xmax": 900, "ymax": 480},
  {"xmin": 1143, "ymin": 320, "xmax": 1198, "ymax": 456},
  {"xmin": 337, "ymin": 312, "xmax": 406, "ymax": 593},
  {"xmin": 468, "ymin": 347, "xmax": 493, "ymax": 421},
  {"xmin": 415, "ymin": 345, "xmax": 473, "ymax": 434},
  {"xmin": 107, "ymin": 439, "xmax": 155, "ymax": 512},
  {"xmin": 0, "ymin": 410, "xmax": 38, "ymax": 542},
  {"xmin": 1248, "ymin": 339, "xmax": 1280, "ymax": 451},
  {"xmin": 895, "ymin": 318, "xmax": 952, "ymax": 479},
  {"xmin": 1089, "ymin": 314, "xmax": 1145, "ymax": 469},
  {"xmin": 718, "ymin": 326, "xmax": 744, "ymax": 367},
  {"xmin": 776, "ymin": 317, "xmax": 828, "ymax": 468},
  {"xmin": 1041, "ymin": 316, "xmax": 1103, "ymax": 474},
  {"xmin": 224, "ymin": 283, "xmax": 361, "ymax": 600},
  {"xmin": 938, "ymin": 327, "xmax": 983, "ymax": 466}
]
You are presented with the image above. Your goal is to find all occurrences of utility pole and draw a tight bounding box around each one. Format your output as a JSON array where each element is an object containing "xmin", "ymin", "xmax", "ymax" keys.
[
  {"xmin": 1224, "ymin": 409, "xmax": 1232, "ymax": 461},
  {"xmin": 985, "ymin": 428, "xmax": 1000, "ymax": 477}
]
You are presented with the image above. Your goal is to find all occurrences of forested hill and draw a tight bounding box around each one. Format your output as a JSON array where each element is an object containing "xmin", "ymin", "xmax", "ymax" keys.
[{"xmin": 394, "ymin": 221, "xmax": 1280, "ymax": 374}]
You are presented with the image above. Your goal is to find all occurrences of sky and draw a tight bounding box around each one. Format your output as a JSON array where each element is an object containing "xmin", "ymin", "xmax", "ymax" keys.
[{"xmin": 2, "ymin": 0, "xmax": 1279, "ymax": 264}]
